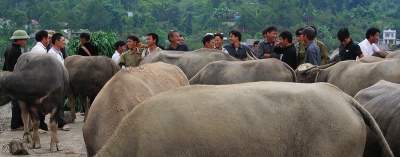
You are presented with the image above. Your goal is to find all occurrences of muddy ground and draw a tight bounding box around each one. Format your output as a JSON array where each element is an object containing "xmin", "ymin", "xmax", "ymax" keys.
[{"xmin": 0, "ymin": 113, "xmax": 87, "ymax": 157}]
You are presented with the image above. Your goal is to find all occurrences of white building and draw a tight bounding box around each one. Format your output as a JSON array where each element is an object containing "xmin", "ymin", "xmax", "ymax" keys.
[{"xmin": 383, "ymin": 29, "xmax": 397, "ymax": 45}]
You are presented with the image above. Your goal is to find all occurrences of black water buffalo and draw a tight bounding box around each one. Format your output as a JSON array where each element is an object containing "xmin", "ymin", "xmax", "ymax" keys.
[
  {"xmin": 0, "ymin": 53, "xmax": 68, "ymax": 151},
  {"xmin": 189, "ymin": 59, "xmax": 296, "ymax": 85},
  {"xmin": 140, "ymin": 49, "xmax": 238, "ymax": 79},
  {"xmin": 355, "ymin": 80, "xmax": 400, "ymax": 157},
  {"xmin": 64, "ymin": 55, "xmax": 120, "ymax": 122},
  {"xmin": 95, "ymin": 82, "xmax": 393, "ymax": 157}
]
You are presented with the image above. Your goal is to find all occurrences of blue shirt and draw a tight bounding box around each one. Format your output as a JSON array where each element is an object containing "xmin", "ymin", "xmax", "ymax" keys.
[{"xmin": 304, "ymin": 40, "xmax": 321, "ymax": 65}]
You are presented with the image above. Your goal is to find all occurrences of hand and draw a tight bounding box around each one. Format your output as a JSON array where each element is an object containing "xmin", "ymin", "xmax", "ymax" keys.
[{"xmin": 274, "ymin": 42, "xmax": 281, "ymax": 47}]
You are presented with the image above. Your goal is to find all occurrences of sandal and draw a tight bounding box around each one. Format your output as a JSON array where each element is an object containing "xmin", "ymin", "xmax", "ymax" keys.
[
  {"xmin": 60, "ymin": 125, "xmax": 70, "ymax": 131},
  {"xmin": 11, "ymin": 126, "xmax": 24, "ymax": 131}
]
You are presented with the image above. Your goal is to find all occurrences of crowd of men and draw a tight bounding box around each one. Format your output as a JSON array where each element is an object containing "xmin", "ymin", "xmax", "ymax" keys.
[{"xmin": 2, "ymin": 26, "xmax": 388, "ymax": 131}]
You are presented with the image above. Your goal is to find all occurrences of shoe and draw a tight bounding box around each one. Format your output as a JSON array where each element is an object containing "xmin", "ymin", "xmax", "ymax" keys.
[
  {"xmin": 60, "ymin": 125, "xmax": 70, "ymax": 131},
  {"xmin": 11, "ymin": 126, "xmax": 24, "ymax": 131}
]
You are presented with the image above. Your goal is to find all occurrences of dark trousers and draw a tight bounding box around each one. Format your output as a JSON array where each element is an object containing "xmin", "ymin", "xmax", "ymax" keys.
[{"xmin": 11, "ymin": 100, "xmax": 48, "ymax": 131}]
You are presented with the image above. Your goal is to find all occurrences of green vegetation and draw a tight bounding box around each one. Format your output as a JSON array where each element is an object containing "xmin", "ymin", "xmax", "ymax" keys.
[{"xmin": 1, "ymin": 0, "xmax": 400, "ymax": 58}]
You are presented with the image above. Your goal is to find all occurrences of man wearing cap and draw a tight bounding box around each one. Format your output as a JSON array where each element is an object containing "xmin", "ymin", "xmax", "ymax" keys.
[
  {"xmin": 3, "ymin": 30, "xmax": 30, "ymax": 131},
  {"xmin": 301, "ymin": 27, "xmax": 321, "ymax": 66},
  {"xmin": 310, "ymin": 26, "xmax": 330, "ymax": 65},
  {"xmin": 31, "ymin": 30, "xmax": 49, "ymax": 53}
]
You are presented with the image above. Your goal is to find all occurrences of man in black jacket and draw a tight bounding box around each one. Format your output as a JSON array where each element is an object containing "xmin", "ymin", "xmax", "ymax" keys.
[
  {"xmin": 274, "ymin": 31, "xmax": 297, "ymax": 70},
  {"xmin": 78, "ymin": 33, "xmax": 99, "ymax": 56}
]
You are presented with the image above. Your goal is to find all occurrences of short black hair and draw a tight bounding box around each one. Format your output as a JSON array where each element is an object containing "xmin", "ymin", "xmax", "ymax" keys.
[
  {"xmin": 310, "ymin": 26, "xmax": 318, "ymax": 37},
  {"xmin": 262, "ymin": 26, "xmax": 277, "ymax": 35},
  {"xmin": 295, "ymin": 27, "xmax": 305, "ymax": 36},
  {"xmin": 35, "ymin": 30, "xmax": 48, "ymax": 42},
  {"xmin": 366, "ymin": 27, "xmax": 380, "ymax": 39},
  {"xmin": 279, "ymin": 31, "xmax": 293, "ymax": 43},
  {"xmin": 337, "ymin": 28, "xmax": 350, "ymax": 42},
  {"xmin": 253, "ymin": 40, "xmax": 260, "ymax": 46},
  {"xmin": 202, "ymin": 35, "xmax": 214, "ymax": 45},
  {"xmin": 214, "ymin": 33, "xmax": 224, "ymax": 39},
  {"xmin": 52, "ymin": 33, "xmax": 63, "ymax": 44},
  {"xmin": 114, "ymin": 40, "xmax": 126, "ymax": 50},
  {"xmin": 79, "ymin": 32, "xmax": 90, "ymax": 41},
  {"xmin": 229, "ymin": 30, "xmax": 242, "ymax": 41},
  {"xmin": 180, "ymin": 34, "xmax": 184, "ymax": 38},
  {"xmin": 147, "ymin": 33, "xmax": 159, "ymax": 45},
  {"xmin": 127, "ymin": 35, "xmax": 140, "ymax": 43},
  {"xmin": 168, "ymin": 30, "xmax": 178, "ymax": 42}
]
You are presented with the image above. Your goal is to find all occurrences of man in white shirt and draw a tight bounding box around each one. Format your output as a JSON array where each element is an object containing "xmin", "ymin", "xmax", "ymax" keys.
[
  {"xmin": 48, "ymin": 33, "xmax": 65, "ymax": 64},
  {"xmin": 142, "ymin": 33, "xmax": 162, "ymax": 58},
  {"xmin": 214, "ymin": 33, "xmax": 228, "ymax": 54},
  {"xmin": 112, "ymin": 41, "xmax": 126, "ymax": 62},
  {"xmin": 31, "ymin": 30, "xmax": 49, "ymax": 53},
  {"xmin": 358, "ymin": 27, "xmax": 387, "ymax": 58}
]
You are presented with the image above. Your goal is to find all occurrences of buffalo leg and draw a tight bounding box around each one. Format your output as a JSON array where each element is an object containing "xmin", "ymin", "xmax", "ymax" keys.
[
  {"xmin": 18, "ymin": 101, "xmax": 32, "ymax": 144},
  {"xmin": 82, "ymin": 96, "xmax": 89, "ymax": 122},
  {"xmin": 28, "ymin": 107, "xmax": 41, "ymax": 149},
  {"xmin": 49, "ymin": 107, "xmax": 61, "ymax": 151},
  {"xmin": 66, "ymin": 90, "xmax": 76, "ymax": 123}
]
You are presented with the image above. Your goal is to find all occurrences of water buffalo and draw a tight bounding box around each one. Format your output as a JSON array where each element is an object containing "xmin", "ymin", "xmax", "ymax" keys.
[
  {"xmin": 385, "ymin": 49, "xmax": 400, "ymax": 59},
  {"xmin": 0, "ymin": 53, "xmax": 68, "ymax": 151},
  {"xmin": 329, "ymin": 48, "xmax": 340, "ymax": 63},
  {"xmin": 84, "ymin": 62, "xmax": 189, "ymax": 156},
  {"xmin": 95, "ymin": 82, "xmax": 393, "ymax": 157},
  {"xmin": 189, "ymin": 59, "xmax": 296, "ymax": 85},
  {"xmin": 355, "ymin": 80, "xmax": 400, "ymax": 157},
  {"xmin": 140, "ymin": 49, "xmax": 238, "ymax": 79},
  {"xmin": 296, "ymin": 59, "xmax": 400, "ymax": 97},
  {"xmin": 64, "ymin": 55, "xmax": 120, "ymax": 122}
]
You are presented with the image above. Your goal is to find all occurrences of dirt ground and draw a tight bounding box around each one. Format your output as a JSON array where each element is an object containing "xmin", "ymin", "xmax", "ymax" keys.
[{"xmin": 0, "ymin": 113, "xmax": 87, "ymax": 157}]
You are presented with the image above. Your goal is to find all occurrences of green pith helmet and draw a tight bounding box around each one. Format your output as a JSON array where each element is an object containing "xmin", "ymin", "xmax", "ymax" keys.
[{"xmin": 10, "ymin": 30, "xmax": 29, "ymax": 40}]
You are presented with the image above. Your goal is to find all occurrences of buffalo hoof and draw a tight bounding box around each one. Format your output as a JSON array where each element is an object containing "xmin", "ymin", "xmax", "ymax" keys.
[
  {"xmin": 29, "ymin": 141, "xmax": 41, "ymax": 149},
  {"xmin": 50, "ymin": 143, "xmax": 61, "ymax": 152},
  {"xmin": 22, "ymin": 132, "xmax": 32, "ymax": 143}
]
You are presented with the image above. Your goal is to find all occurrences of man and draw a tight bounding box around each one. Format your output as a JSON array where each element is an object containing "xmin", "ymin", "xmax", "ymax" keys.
[
  {"xmin": 310, "ymin": 26, "xmax": 330, "ymax": 65},
  {"xmin": 78, "ymin": 32, "xmax": 99, "ymax": 56},
  {"xmin": 337, "ymin": 28, "xmax": 364, "ymax": 61},
  {"xmin": 46, "ymin": 31, "xmax": 68, "ymax": 59},
  {"xmin": 202, "ymin": 34, "xmax": 215, "ymax": 49},
  {"xmin": 47, "ymin": 33, "xmax": 70, "ymax": 131},
  {"xmin": 295, "ymin": 27, "xmax": 306, "ymax": 66},
  {"xmin": 214, "ymin": 33, "xmax": 228, "ymax": 54},
  {"xmin": 118, "ymin": 35, "xmax": 144, "ymax": 68},
  {"xmin": 274, "ymin": 31, "xmax": 297, "ymax": 70},
  {"xmin": 253, "ymin": 40, "xmax": 260, "ymax": 57},
  {"xmin": 165, "ymin": 30, "xmax": 189, "ymax": 51},
  {"xmin": 178, "ymin": 35, "xmax": 185, "ymax": 44},
  {"xmin": 257, "ymin": 26, "xmax": 280, "ymax": 59},
  {"xmin": 223, "ymin": 30, "xmax": 256, "ymax": 60},
  {"xmin": 142, "ymin": 33, "xmax": 162, "ymax": 57},
  {"xmin": 359, "ymin": 27, "xmax": 387, "ymax": 58},
  {"xmin": 4, "ymin": 30, "xmax": 30, "ymax": 131},
  {"xmin": 300, "ymin": 26, "xmax": 321, "ymax": 65},
  {"xmin": 31, "ymin": 30, "xmax": 49, "ymax": 53},
  {"xmin": 112, "ymin": 41, "xmax": 126, "ymax": 62}
]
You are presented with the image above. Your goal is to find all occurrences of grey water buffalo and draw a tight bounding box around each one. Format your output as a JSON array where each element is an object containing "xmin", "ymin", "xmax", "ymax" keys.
[
  {"xmin": 0, "ymin": 53, "xmax": 68, "ymax": 151},
  {"xmin": 84, "ymin": 62, "xmax": 189, "ymax": 156},
  {"xmin": 140, "ymin": 49, "xmax": 238, "ymax": 79},
  {"xmin": 189, "ymin": 59, "xmax": 296, "ymax": 85},
  {"xmin": 64, "ymin": 55, "xmax": 120, "ymax": 122},
  {"xmin": 329, "ymin": 48, "xmax": 340, "ymax": 63},
  {"xmin": 386, "ymin": 49, "xmax": 400, "ymax": 59},
  {"xmin": 296, "ymin": 59, "xmax": 400, "ymax": 97},
  {"xmin": 354, "ymin": 80, "xmax": 400, "ymax": 157},
  {"xmin": 95, "ymin": 82, "xmax": 393, "ymax": 157}
]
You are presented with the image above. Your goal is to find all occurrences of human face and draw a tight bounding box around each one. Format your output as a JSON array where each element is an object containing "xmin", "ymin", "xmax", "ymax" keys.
[
  {"xmin": 205, "ymin": 38, "xmax": 215, "ymax": 49},
  {"xmin": 178, "ymin": 36, "xmax": 184, "ymax": 43},
  {"xmin": 15, "ymin": 39, "xmax": 28, "ymax": 47},
  {"xmin": 147, "ymin": 35, "xmax": 155, "ymax": 46},
  {"xmin": 126, "ymin": 38, "xmax": 137, "ymax": 49},
  {"xmin": 229, "ymin": 33, "xmax": 238, "ymax": 44},
  {"xmin": 117, "ymin": 45, "xmax": 126, "ymax": 53},
  {"xmin": 56, "ymin": 36, "xmax": 65, "ymax": 49},
  {"xmin": 266, "ymin": 31, "xmax": 277, "ymax": 43},
  {"xmin": 42, "ymin": 36, "xmax": 49, "ymax": 46},
  {"xmin": 169, "ymin": 32, "xmax": 180, "ymax": 44},
  {"xmin": 253, "ymin": 44, "xmax": 258, "ymax": 52},
  {"xmin": 296, "ymin": 34, "xmax": 304, "ymax": 43},
  {"xmin": 279, "ymin": 37, "xmax": 287, "ymax": 47},
  {"xmin": 214, "ymin": 36, "xmax": 223, "ymax": 49},
  {"xmin": 340, "ymin": 37, "xmax": 351, "ymax": 46},
  {"xmin": 370, "ymin": 32, "xmax": 380, "ymax": 43}
]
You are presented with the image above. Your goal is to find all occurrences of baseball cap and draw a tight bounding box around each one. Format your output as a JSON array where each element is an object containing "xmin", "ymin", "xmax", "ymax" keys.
[{"xmin": 299, "ymin": 26, "xmax": 315, "ymax": 37}]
